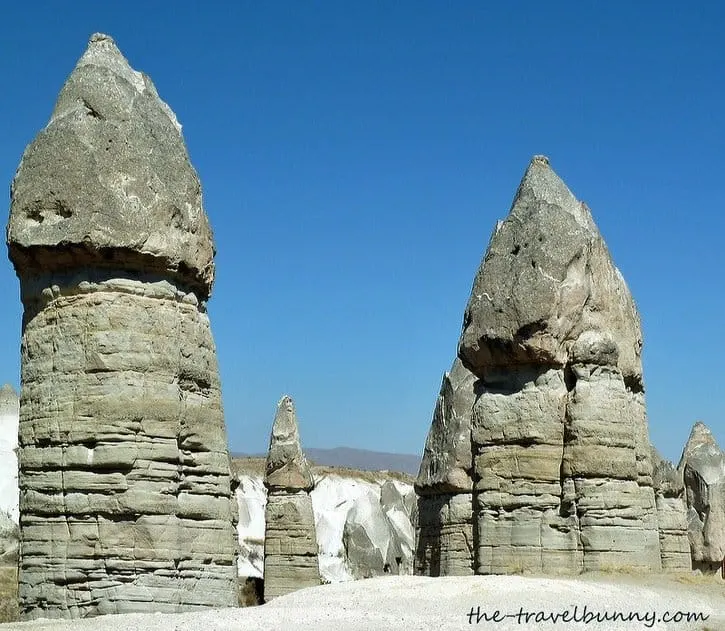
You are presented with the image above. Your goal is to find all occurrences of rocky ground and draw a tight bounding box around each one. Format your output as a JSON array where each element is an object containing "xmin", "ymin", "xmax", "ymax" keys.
[{"xmin": 0, "ymin": 572, "xmax": 722, "ymax": 630}]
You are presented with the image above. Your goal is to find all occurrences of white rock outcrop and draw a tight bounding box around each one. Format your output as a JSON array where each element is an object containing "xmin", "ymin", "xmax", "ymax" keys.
[
  {"xmin": 0, "ymin": 385, "xmax": 19, "ymax": 524},
  {"xmin": 237, "ymin": 469, "xmax": 415, "ymax": 584}
]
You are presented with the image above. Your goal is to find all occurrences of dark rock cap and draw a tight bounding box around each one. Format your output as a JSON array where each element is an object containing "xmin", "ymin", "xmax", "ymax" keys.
[
  {"xmin": 265, "ymin": 395, "xmax": 314, "ymax": 492},
  {"xmin": 458, "ymin": 156, "xmax": 642, "ymax": 387},
  {"xmin": 7, "ymin": 33, "xmax": 215, "ymax": 298}
]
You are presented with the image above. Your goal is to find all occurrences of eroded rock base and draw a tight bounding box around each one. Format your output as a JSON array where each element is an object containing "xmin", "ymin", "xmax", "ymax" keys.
[
  {"xmin": 18, "ymin": 276, "xmax": 238, "ymax": 619},
  {"xmin": 263, "ymin": 493, "xmax": 320, "ymax": 600},
  {"xmin": 415, "ymin": 493, "xmax": 474, "ymax": 576}
]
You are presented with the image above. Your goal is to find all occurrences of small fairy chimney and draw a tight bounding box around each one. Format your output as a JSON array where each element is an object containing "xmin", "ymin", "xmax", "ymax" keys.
[{"xmin": 263, "ymin": 395, "xmax": 320, "ymax": 600}]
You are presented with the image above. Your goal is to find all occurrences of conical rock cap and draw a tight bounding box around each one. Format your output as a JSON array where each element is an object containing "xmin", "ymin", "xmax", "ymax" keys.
[
  {"xmin": 458, "ymin": 156, "xmax": 642, "ymax": 387},
  {"xmin": 265, "ymin": 395, "xmax": 314, "ymax": 492},
  {"xmin": 8, "ymin": 33, "xmax": 215, "ymax": 297}
]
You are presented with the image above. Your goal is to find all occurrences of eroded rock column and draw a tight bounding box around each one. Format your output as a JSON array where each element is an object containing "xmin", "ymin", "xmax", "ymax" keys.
[
  {"xmin": 263, "ymin": 396, "xmax": 320, "ymax": 600},
  {"xmin": 458, "ymin": 156, "xmax": 661, "ymax": 574},
  {"xmin": 7, "ymin": 34, "xmax": 238, "ymax": 619}
]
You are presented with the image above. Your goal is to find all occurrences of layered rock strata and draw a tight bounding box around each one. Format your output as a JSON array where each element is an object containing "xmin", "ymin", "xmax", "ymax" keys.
[
  {"xmin": 414, "ymin": 359, "xmax": 476, "ymax": 576},
  {"xmin": 419, "ymin": 156, "xmax": 665, "ymax": 576},
  {"xmin": 263, "ymin": 396, "xmax": 320, "ymax": 600},
  {"xmin": 678, "ymin": 422, "xmax": 725, "ymax": 572},
  {"xmin": 7, "ymin": 34, "xmax": 238, "ymax": 619},
  {"xmin": 651, "ymin": 448, "xmax": 691, "ymax": 571}
]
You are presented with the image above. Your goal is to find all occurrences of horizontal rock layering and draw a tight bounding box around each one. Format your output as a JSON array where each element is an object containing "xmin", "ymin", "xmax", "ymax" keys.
[
  {"xmin": 417, "ymin": 156, "xmax": 680, "ymax": 576},
  {"xmin": 263, "ymin": 396, "xmax": 320, "ymax": 600},
  {"xmin": 415, "ymin": 359, "xmax": 476, "ymax": 576},
  {"xmin": 7, "ymin": 34, "xmax": 238, "ymax": 619}
]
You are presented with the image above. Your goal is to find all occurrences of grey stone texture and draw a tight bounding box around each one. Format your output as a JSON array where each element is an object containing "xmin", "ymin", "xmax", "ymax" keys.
[
  {"xmin": 415, "ymin": 492, "xmax": 474, "ymax": 577},
  {"xmin": 417, "ymin": 156, "xmax": 670, "ymax": 577},
  {"xmin": 651, "ymin": 448, "xmax": 691, "ymax": 572},
  {"xmin": 263, "ymin": 396, "xmax": 320, "ymax": 600},
  {"xmin": 678, "ymin": 422, "xmax": 725, "ymax": 572},
  {"xmin": 415, "ymin": 359, "xmax": 476, "ymax": 576},
  {"xmin": 7, "ymin": 34, "xmax": 238, "ymax": 619}
]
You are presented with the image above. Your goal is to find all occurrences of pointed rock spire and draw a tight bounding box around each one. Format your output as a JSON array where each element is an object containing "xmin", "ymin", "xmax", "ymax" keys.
[
  {"xmin": 8, "ymin": 32, "xmax": 214, "ymax": 298},
  {"xmin": 678, "ymin": 421, "xmax": 724, "ymax": 570},
  {"xmin": 265, "ymin": 395, "xmax": 314, "ymax": 492},
  {"xmin": 263, "ymin": 395, "xmax": 319, "ymax": 600},
  {"xmin": 458, "ymin": 155, "xmax": 642, "ymax": 388}
]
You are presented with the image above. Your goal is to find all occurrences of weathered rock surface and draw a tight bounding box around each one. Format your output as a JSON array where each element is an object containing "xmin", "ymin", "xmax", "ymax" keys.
[
  {"xmin": 415, "ymin": 492, "xmax": 474, "ymax": 576},
  {"xmin": 415, "ymin": 358, "xmax": 475, "ymax": 576},
  {"xmin": 651, "ymin": 448, "xmax": 691, "ymax": 571},
  {"xmin": 313, "ymin": 474, "xmax": 415, "ymax": 582},
  {"xmin": 678, "ymin": 422, "xmax": 725, "ymax": 572},
  {"xmin": 458, "ymin": 156, "xmax": 643, "ymax": 388},
  {"xmin": 263, "ymin": 397, "xmax": 320, "ymax": 600},
  {"xmin": 0, "ymin": 385, "xmax": 19, "ymax": 523},
  {"xmin": 338, "ymin": 479, "xmax": 414, "ymax": 580},
  {"xmin": 417, "ymin": 359, "xmax": 476, "ymax": 494},
  {"xmin": 265, "ymin": 396, "xmax": 314, "ymax": 493},
  {"xmin": 461, "ymin": 156, "xmax": 661, "ymax": 574},
  {"xmin": 343, "ymin": 490, "xmax": 407, "ymax": 578},
  {"xmin": 0, "ymin": 511, "xmax": 19, "ymax": 564},
  {"xmin": 7, "ymin": 34, "xmax": 238, "ymax": 619},
  {"xmin": 418, "ymin": 156, "xmax": 664, "ymax": 577},
  {"xmin": 8, "ymin": 35, "xmax": 214, "ymax": 297}
]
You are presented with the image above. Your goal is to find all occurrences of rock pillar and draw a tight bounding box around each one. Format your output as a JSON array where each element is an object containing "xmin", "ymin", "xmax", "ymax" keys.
[
  {"xmin": 7, "ymin": 34, "xmax": 238, "ymax": 618},
  {"xmin": 263, "ymin": 396, "xmax": 320, "ymax": 600}
]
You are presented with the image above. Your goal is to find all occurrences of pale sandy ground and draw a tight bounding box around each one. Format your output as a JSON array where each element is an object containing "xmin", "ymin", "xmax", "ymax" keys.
[{"xmin": 1, "ymin": 574, "xmax": 723, "ymax": 631}]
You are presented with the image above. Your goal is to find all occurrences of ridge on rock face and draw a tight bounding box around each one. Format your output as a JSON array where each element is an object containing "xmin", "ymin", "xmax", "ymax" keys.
[
  {"xmin": 416, "ymin": 358, "xmax": 476, "ymax": 495},
  {"xmin": 265, "ymin": 395, "xmax": 314, "ymax": 492},
  {"xmin": 7, "ymin": 34, "xmax": 238, "ymax": 619},
  {"xmin": 458, "ymin": 155, "xmax": 643, "ymax": 389},
  {"xmin": 263, "ymin": 395, "xmax": 320, "ymax": 601},
  {"xmin": 8, "ymin": 33, "xmax": 215, "ymax": 299},
  {"xmin": 414, "ymin": 358, "xmax": 476, "ymax": 577},
  {"xmin": 678, "ymin": 422, "xmax": 725, "ymax": 571}
]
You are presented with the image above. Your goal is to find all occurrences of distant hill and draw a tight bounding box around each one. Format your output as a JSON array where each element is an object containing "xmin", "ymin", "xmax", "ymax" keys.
[{"xmin": 231, "ymin": 446, "xmax": 421, "ymax": 477}]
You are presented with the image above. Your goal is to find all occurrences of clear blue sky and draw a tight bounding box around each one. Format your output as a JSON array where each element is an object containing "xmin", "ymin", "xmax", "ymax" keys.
[{"xmin": 0, "ymin": 2, "xmax": 722, "ymax": 464}]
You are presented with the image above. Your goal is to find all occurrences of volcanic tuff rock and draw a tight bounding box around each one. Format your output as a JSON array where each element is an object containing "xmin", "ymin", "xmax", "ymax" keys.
[
  {"xmin": 418, "ymin": 156, "xmax": 666, "ymax": 577},
  {"xmin": 341, "ymin": 479, "xmax": 414, "ymax": 580},
  {"xmin": 263, "ymin": 397, "xmax": 320, "ymax": 600},
  {"xmin": 651, "ymin": 448, "xmax": 691, "ymax": 571},
  {"xmin": 415, "ymin": 359, "xmax": 476, "ymax": 576},
  {"xmin": 678, "ymin": 422, "xmax": 725, "ymax": 572},
  {"xmin": 7, "ymin": 34, "xmax": 238, "ymax": 619}
]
